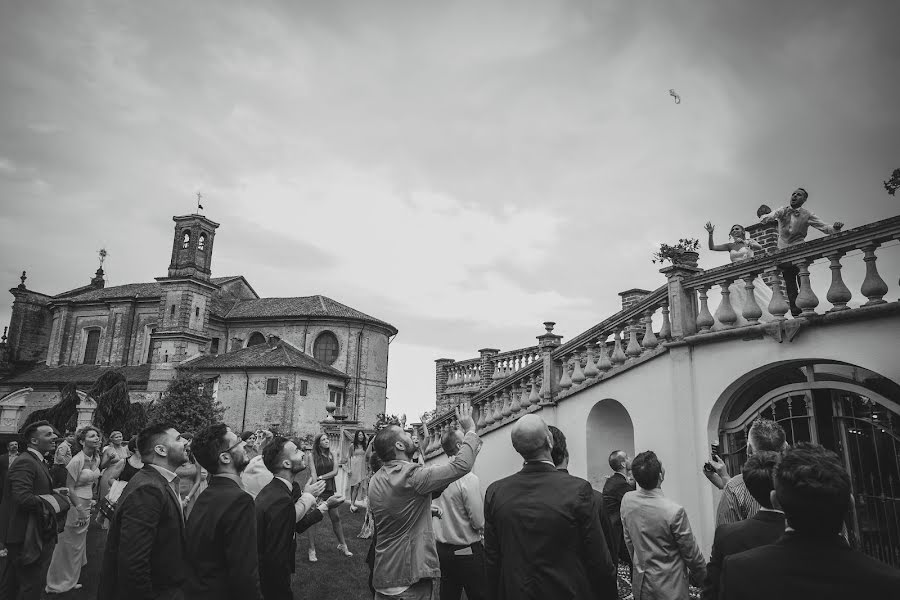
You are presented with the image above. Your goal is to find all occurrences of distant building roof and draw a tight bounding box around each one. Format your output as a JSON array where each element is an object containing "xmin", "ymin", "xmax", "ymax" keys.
[
  {"xmin": 223, "ymin": 296, "xmax": 398, "ymax": 333},
  {"xmin": 184, "ymin": 339, "xmax": 349, "ymax": 379},
  {"xmin": 52, "ymin": 276, "xmax": 244, "ymax": 303},
  {"xmin": 0, "ymin": 364, "xmax": 151, "ymax": 387}
]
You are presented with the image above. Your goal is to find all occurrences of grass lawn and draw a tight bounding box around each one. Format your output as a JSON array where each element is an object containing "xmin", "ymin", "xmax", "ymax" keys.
[{"xmin": 1, "ymin": 504, "xmax": 374, "ymax": 600}]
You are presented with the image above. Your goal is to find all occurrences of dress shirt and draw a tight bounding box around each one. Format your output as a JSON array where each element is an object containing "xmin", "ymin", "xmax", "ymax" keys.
[
  {"xmin": 54, "ymin": 440, "xmax": 72, "ymax": 465},
  {"xmin": 274, "ymin": 476, "xmax": 319, "ymax": 519},
  {"xmin": 760, "ymin": 206, "xmax": 836, "ymax": 249},
  {"xmin": 28, "ymin": 447, "xmax": 45, "ymax": 461},
  {"xmin": 716, "ymin": 474, "xmax": 760, "ymax": 526},
  {"xmin": 433, "ymin": 471, "xmax": 484, "ymax": 546}
]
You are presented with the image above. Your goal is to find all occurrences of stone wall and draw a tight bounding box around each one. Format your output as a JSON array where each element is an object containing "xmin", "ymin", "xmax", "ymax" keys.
[{"xmin": 8, "ymin": 288, "xmax": 52, "ymax": 365}]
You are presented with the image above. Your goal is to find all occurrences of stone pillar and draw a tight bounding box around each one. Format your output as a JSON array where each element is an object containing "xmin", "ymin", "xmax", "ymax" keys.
[
  {"xmin": 478, "ymin": 349, "xmax": 500, "ymax": 391},
  {"xmin": 435, "ymin": 358, "xmax": 454, "ymax": 398},
  {"xmin": 660, "ymin": 265, "xmax": 702, "ymax": 338},
  {"xmin": 618, "ymin": 288, "xmax": 652, "ymax": 312},
  {"xmin": 536, "ymin": 322, "xmax": 562, "ymax": 404}
]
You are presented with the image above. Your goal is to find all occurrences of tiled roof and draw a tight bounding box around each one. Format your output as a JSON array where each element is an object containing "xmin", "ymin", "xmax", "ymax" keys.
[
  {"xmin": 0, "ymin": 364, "xmax": 151, "ymax": 386},
  {"xmin": 184, "ymin": 339, "xmax": 349, "ymax": 379},
  {"xmin": 224, "ymin": 296, "xmax": 398, "ymax": 333},
  {"xmin": 51, "ymin": 276, "xmax": 245, "ymax": 303}
]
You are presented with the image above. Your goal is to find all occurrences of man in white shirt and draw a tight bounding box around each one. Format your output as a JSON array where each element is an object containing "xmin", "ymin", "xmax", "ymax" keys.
[
  {"xmin": 759, "ymin": 188, "xmax": 843, "ymax": 316},
  {"xmin": 432, "ymin": 429, "xmax": 485, "ymax": 600}
]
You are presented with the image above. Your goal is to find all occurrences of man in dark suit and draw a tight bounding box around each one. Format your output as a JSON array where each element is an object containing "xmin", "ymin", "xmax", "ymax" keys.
[
  {"xmin": 0, "ymin": 421, "xmax": 69, "ymax": 600},
  {"xmin": 548, "ymin": 426, "xmax": 618, "ymax": 571},
  {"xmin": 97, "ymin": 422, "xmax": 191, "ymax": 600},
  {"xmin": 185, "ymin": 423, "xmax": 262, "ymax": 600},
  {"xmin": 255, "ymin": 436, "xmax": 344, "ymax": 600},
  {"xmin": 0, "ymin": 440, "xmax": 20, "ymax": 502},
  {"xmin": 484, "ymin": 414, "xmax": 617, "ymax": 600},
  {"xmin": 721, "ymin": 444, "xmax": 900, "ymax": 599},
  {"xmin": 702, "ymin": 451, "xmax": 784, "ymax": 600},
  {"xmin": 602, "ymin": 449, "xmax": 634, "ymax": 569}
]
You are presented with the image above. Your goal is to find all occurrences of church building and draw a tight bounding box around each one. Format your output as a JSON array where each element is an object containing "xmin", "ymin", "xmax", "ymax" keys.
[{"xmin": 0, "ymin": 213, "xmax": 397, "ymax": 438}]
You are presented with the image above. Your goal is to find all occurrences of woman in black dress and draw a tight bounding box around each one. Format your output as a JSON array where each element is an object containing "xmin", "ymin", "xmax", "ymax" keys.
[{"xmin": 308, "ymin": 432, "xmax": 351, "ymax": 561}]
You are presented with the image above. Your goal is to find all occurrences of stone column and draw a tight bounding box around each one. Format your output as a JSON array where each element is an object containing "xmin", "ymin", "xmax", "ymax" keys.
[
  {"xmin": 660, "ymin": 265, "xmax": 703, "ymax": 338},
  {"xmin": 536, "ymin": 322, "xmax": 562, "ymax": 405}
]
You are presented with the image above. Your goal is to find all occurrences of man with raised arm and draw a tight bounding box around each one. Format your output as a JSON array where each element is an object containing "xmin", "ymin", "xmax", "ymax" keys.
[
  {"xmin": 758, "ymin": 187, "xmax": 843, "ymax": 316},
  {"xmin": 369, "ymin": 403, "xmax": 481, "ymax": 600}
]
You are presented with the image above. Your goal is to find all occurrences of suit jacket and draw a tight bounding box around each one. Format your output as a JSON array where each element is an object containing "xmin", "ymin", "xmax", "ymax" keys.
[
  {"xmin": 558, "ymin": 469, "xmax": 619, "ymax": 563},
  {"xmin": 621, "ymin": 488, "xmax": 706, "ymax": 600},
  {"xmin": 721, "ymin": 531, "xmax": 900, "ymax": 600},
  {"xmin": 0, "ymin": 449, "xmax": 57, "ymax": 544},
  {"xmin": 185, "ymin": 475, "xmax": 263, "ymax": 600},
  {"xmin": 0, "ymin": 453, "xmax": 14, "ymax": 504},
  {"xmin": 701, "ymin": 510, "xmax": 784, "ymax": 600},
  {"xmin": 97, "ymin": 465, "xmax": 188, "ymax": 600},
  {"xmin": 484, "ymin": 462, "xmax": 617, "ymax": 600},
  {"xmin": 255, "ymin": 478, "xmax": 324, "ymax": 576}
]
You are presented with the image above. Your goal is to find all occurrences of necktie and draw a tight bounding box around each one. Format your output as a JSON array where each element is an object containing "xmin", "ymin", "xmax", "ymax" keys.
[{"xmin": 291, "ymin": 481, "xmax": 303, "ymax": 502}]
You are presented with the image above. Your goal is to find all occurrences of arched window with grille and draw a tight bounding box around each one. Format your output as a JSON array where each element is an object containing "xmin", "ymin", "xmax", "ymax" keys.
[{"xmin": 313, "ymin": 331, "xmax": 339, "ymax": 365}]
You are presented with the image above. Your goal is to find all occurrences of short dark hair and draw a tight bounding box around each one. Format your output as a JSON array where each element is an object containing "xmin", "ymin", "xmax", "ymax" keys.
[
  {"xmin": 748, "ymin": 419, "xmax": 786, "ymax": 453},
  {"xmin": 441, "ymin": 429, "xmax": 463, "ymax": 457},
  {"xmin": 631, "ymin": 450, "xmax": 662, "ymax": 490},
  {"xmin": 241, "ymin": 430, "xmax": 256, "ymax": 442},
  {"xmin": 127, "ymin": 437, "xmax": 138, "ymax": 453},
  {"xmin": 20, "ymin": 420, "xmax": 52, "ymax": 446},
  {"xmin": 775, "ymin": 443, "xmax": 850, "ymax": 537},
  {"xmin": 609, "ymin": 450, "xmax": 627, "ymax": 472},
  {"xmin": 373, "ymin": 425, "xmax": 402, "ymax": 463},
  {"xmin": 192, "ymin": 423, "xmax": 231, "ymax": 474},
  {"xmin": 262, "ymin": 436, "xmax": 290, "ymax": 473},
  {"xmin": 741, "ymin": 451, "xmax": 780, "ymax": 509},
  {"xmin": 137, "ymin": 422, "xmax": 177, "ymax": 460},
  {"xmin": 548, "ymin": 426, "xmax": 568, "ymax": 467}
]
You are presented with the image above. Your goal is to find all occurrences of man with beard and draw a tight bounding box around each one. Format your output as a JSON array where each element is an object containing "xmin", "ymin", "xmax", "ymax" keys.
[
  {"xmin": 369, "ymin": 403, "xmax": 481, "ymax": 600},
  {"xmin": 184, "ymin": 424, "xmax": 262, "ymax": 600},
  {"xmin": 98, "ymin": 422, "xmax": 190, "ymax": 600},
  {"xmin": 255, "ymin": 436, "xmax": 345, "ymax": 600}
]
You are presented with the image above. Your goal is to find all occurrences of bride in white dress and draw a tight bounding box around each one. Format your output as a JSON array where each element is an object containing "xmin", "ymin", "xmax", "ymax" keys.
[{"xmin": 704, "ymin": 222, "xmax": 775, "ymax": 327}]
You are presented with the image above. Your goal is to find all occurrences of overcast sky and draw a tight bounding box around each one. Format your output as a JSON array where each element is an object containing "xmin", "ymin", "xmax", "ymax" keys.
[{"xmin": 1, "ymin": 0, "xmax": 898, "ymax": 423}]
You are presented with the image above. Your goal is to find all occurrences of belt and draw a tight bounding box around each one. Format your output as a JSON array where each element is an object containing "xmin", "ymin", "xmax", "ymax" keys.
[{"xmin": 436, "ymin": 541, "xmax": 479, "ymax": 551}]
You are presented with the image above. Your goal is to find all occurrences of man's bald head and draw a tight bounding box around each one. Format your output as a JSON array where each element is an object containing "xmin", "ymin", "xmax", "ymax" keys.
[{"xmin": 511, "ymin": 414, "xmax": 553, "ymax": 461}]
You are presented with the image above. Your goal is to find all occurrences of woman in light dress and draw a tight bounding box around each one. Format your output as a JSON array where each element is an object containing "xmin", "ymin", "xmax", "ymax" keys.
[
  {"xmin": 45, "ymin": 425, "xmax": 102, "ymax": 594},
  {"xmin": 96, "ymin": 430, "xmax": 128, "ymax": 529},
  {"xmin": 705, "ymin": 222, "xmax": 775, "ymax": 327},
  {"xmin": 175, "ymin": 432, "xmax": 207, "ymax": 519},
  {"xmin": 358, "ymin": 437, "xmax": 377, "ymax": 539},
  {"xmin": 347, "ymin": 431, "xmax": 368, "ymax": 513}
]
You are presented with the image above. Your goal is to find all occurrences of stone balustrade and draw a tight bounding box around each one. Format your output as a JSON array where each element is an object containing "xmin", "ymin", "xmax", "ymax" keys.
[
  {"xmin": 423, "ymin": 215, "xmax": 900, "ymax": 457},
  {"xmin": 681, "ymin": 216, "xmax": 900, "ymax": 334}
]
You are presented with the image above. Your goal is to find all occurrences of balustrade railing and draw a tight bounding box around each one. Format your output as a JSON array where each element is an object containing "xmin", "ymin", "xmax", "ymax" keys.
[
  {"xmin": 443, "ymin": 357, "xmax": 482, "ymax": 391},
  {"xmin": 682, "ymin": 216, "xmax": 900, "ymax": 334},
  {"xmin": 424, "ymin": 215, "xmax": 900, "ymax": 454}
]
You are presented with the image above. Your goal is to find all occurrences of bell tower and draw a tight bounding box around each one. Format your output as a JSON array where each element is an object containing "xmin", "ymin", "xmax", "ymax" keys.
[
  {"xmin": 148, "ymin": 213, "xmax": 221, "ymax": 391},
  {"xmin": 168, "ymin": 214, "xmax": 219, "ymax": 280}
]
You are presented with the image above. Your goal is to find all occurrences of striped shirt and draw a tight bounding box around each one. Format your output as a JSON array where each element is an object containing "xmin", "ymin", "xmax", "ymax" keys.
[{"xmin": 716, "ymin": 474, "xmax": 760, "ymax": 526}]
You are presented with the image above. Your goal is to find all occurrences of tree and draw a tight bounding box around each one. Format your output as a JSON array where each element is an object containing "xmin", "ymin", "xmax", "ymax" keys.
[
  {"xmin": 884, "ymin": 168, "xmax": 900, "ymax": 196},
  {"xmin": 23, "ymin": 382, "xmax": 80, "ymax": 434},
  {"xmin": 146, "ymin": 371, "xmax": 224, "ymax": 436},
  {"xmin": 373, "ymin": 412, "xmax": 401, "ymax": 431},
  {"xmin": 89, "ymin": 370, "xmax": 147, "ymax": 438}
]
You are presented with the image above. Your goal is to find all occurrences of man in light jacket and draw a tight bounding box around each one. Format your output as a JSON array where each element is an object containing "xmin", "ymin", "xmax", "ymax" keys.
[
  {"xmin": 621, "ymin": 451, "xmax": 706, "ymax": 600},
  {"xmin": 369, "ymin": 403, "xmax": 481, "ymax": 600}
]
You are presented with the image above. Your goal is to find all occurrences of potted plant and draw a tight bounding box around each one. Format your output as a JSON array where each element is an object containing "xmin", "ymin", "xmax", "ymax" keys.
[{"xmin": 652, "ymin": 238, "xmax": 701, "ymax": 267}]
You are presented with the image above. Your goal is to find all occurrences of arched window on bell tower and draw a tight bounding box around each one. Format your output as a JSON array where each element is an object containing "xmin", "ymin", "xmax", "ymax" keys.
[
  {"xmin": 198, "ymin": 233, "xmax": 206, "ymax": 251},
  {"xmin": 182, "ymin": 231, "xmax": 191, "ymax": 249}
]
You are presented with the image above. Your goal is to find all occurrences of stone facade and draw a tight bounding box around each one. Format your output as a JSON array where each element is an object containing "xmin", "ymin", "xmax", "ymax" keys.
[{"xmin": 0, "ymin": 212, "xmax": 397, "ymax": 436}]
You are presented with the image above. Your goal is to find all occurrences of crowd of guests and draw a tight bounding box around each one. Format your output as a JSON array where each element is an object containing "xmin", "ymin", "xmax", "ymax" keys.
[{"xmin": 2, "ymin": 404, "xmax": 900, "ymax": 600}]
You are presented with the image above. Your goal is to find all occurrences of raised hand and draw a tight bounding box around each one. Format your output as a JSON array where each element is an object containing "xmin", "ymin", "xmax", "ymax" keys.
[
  {"xmin": 455, "ymin": 402, "xmax": 476, "ymax": 433},
  {"xmin": 325, "ymin": 494, "xmax": 345, "ymax": 509},
  {"xmin": 303, "ymin": 478, "xmax": 326, "ymax": 497},
  {"xmin": 704, "ymin": 221, "xmax": 715, "ymax": 234},
  {"xmin": 834, "ymin": 221, "xmax": 844, "ymax": 231}
]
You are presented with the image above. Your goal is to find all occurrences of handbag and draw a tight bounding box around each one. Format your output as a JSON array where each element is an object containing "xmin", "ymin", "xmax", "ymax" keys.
[{"xmin": 98, "ymin": 479, "xmax": 128, "ymax": 520}]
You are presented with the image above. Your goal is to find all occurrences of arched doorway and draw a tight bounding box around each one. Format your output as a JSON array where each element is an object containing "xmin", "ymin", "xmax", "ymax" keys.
[
  {"xmin": 586, "ymin": 399, "xmax": 635, "ymax": 490},
  {"xmin": 717, "ymin": 360, "xmax": 900, "ymax": 568}
]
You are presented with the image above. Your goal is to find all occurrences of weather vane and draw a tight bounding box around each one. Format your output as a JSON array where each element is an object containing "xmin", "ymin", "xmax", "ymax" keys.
[
  {"xmin": 196, "ymin": 191, "xmax": 204, "ymax": 213},
  {"xmin": 669, "ymin": 88, "xmax": 681, "ymax": 104},
  {"xmin": 98, "ymin": 248, "xmax": 107, "ymax": 267}
]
